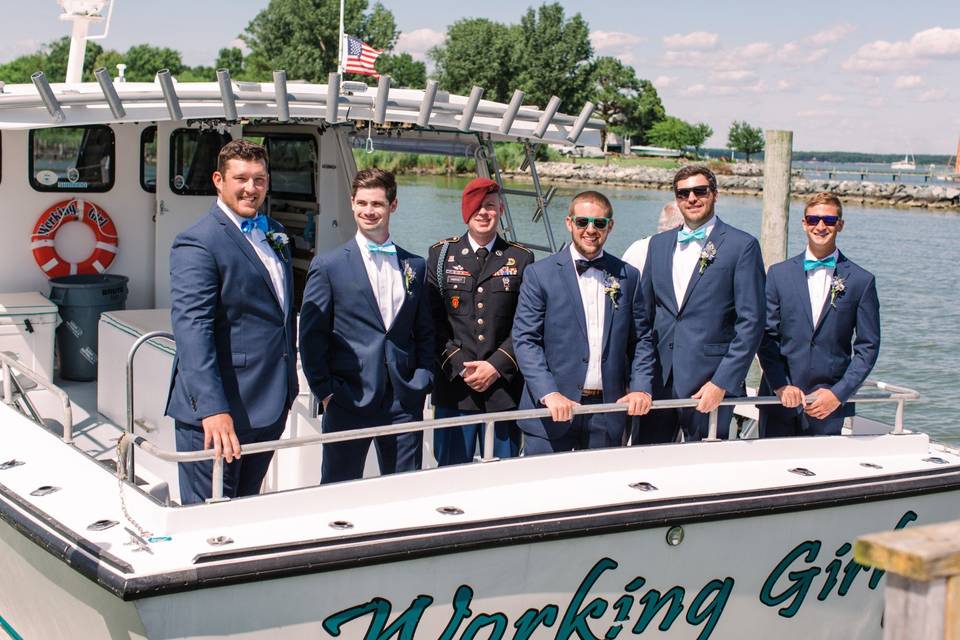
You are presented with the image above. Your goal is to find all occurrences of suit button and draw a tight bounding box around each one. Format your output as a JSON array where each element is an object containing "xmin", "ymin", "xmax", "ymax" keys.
[
  {"xmin": 478, "ymin": 286, "xmax": 484, "ymax": 293},
  {"xmin": 668, "ymin": 342, "xmax": 673, "ymax": 349},
  {"xmin": 477, "ymin": 302, "xmax": 484, "ymax": 309},
  {"xmin": 478, "ymin": 318, "xmax": 484, "ymax": 325},
  {"xmin": 582, "ymin": 357, "xmax": 588, "ymax": 363},
  {"xmin": 478, "ymin": 334, "xmax": 485, "ymax": 342}
]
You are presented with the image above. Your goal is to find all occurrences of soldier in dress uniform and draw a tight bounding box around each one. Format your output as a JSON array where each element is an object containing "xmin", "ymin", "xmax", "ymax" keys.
[{"xmin": 426, "ymin": 177, "xmax": 535, "ymax": 466}]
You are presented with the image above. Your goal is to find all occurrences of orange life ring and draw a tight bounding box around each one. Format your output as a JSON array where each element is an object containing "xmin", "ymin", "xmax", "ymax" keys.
[{"xmin": 30, "ymin": 199, "xmax": 119, "ymax": 278}]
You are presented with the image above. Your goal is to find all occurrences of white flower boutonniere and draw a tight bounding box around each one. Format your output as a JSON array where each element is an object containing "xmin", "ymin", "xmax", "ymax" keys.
[
  {"xmin": 402, "ymin": 259, "xmax": 416, "ymax": 297},
  {"xmin": 830, "ymin": 275, "xmax": 846, "ymax": 308},
  {"xmin": 698, "ymin": 241, "xmax": 717, "ymax": 275},
  {"xmin": 265, "ymin": 231, "xmax": 289, "ymax": 260},
  {"xmin": 603, "ymin": 273, "xmax": 622, "ymax": 309}
]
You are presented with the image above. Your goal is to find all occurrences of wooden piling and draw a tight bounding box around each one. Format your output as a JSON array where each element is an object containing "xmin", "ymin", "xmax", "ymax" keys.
[
  {"xmin": 760, "ymin": 130, "xmax": 793, "ymax": 270},
  {"xmin": 855, "ymin": 519, "xmax": 960, "ymax": 639}
]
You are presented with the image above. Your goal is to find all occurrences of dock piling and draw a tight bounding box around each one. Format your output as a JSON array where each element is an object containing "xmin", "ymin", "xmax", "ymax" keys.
[{"xmin": 760, "ymin": 130, "xmax": 793, "ymax": 270}]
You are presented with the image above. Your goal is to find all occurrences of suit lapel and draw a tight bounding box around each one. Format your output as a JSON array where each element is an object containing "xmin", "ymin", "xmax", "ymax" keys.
[
  {"xmin": 558, "ymin": 252, "xmax": 588, "ymax": 340},
  {"xmin": 346, "ymin": 239, "xmax": 387, "ymax": 332},
  {"xmin": 678, "ymin": 219, "xmax": 726, "ymax": 312},
  {"xmin": 655, "ymin": 232, "xmax": 680, "ymax": 314},
  {"xmin": 813, "ymin": 252, "xmax": 847, "ymax": 333},
  {"xmin": 393, "ymin": 245, "xmax": 414, "ymax": 326},
  {"xmin": 600, "ymin": 261, "xmax": 620, "ymax": 354},
  {"xmin": 213, "ymin": 206, "xmax": 283, "ymax": 312},
  {"xmin": 789, "ymin": 254, "xmax": 815, "ymax": 332}
]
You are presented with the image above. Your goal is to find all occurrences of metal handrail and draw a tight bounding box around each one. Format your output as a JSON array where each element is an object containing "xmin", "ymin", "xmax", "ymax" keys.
[
  {"xmin": 125, "ymin": 330, "xmax": 175, "ymax": 481},
  {"xmin": 0, "ymin": 351, "xmax": 73, "ymax": 443},
  {"xmin": 125, "ymin": 379, "xmax": 919, "ymax": 501}
]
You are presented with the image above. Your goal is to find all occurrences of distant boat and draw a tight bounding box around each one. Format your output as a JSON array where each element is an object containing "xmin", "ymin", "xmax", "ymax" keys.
[{"xmin": 891, "ymin": 153, "xmax": 916, "ymax": 170}]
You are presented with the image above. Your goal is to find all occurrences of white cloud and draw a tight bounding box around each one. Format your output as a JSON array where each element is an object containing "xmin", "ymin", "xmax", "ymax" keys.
[
  {"xmin": 591, "ymin": 31, "xmax": 645, "ymax": 52},
  {"xmin": 844, "ymin": 27, "xmax": 960, "ymax": 72},
  {"xmin": 395, "ymin": 28, "xmax": 446, "ymax": 60},
  {"xmin": 679, "ymin": 79, "xmax": 784, "ymax": 98},
  {"xmin": 660, "ymin": 41, "xmax": 771, "ymax": 70},
  {"xmin": 653, "ymin": 75, "xmax": 673, "ymax": 89},
  {"xmin": 797, "ymin": 109, "xmax": 838, "ymax": 118},
  {"xmin": 894, "ymin": 74, "xmax": 924, "ymax": 89},
  {"xmin": 918, "ymin": 88, "xmax": 946, "ymax": 102},
  {"xmin": 662, "ymin": 31, "xmax": 719, "ymax": 51},
  {"xmin": 816, "ymin": 94, "xmax": 844, "ymax": 103},
  {"xmin": 776, "ymin": 79, "xmax": 794, "ymax": 91},
  {"xmin": 712, "ymin": 70, "xmax": 757, "ymax": 84},
  {"xmin": 808, "ymin": 23, "xmax": 855, "ymax": 46}
]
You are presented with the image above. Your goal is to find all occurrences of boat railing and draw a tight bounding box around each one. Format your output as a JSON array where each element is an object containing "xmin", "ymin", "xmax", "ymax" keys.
[
  {"xmin": 0, "ymin": 350, "xmax": 73, "ymax": 443},
  {"xmin": 122, "ymin": 331, "xmax": 920, "ymax": 502}
]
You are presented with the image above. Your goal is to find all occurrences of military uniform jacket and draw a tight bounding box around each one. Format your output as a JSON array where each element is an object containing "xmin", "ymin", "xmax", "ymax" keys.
[{"xmin": 427, "ymin": 234, "xmax": 535, "ymax": 411}]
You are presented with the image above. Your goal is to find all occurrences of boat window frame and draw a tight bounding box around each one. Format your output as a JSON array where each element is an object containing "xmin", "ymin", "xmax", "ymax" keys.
[
  {"xmin": 244, "ymin": 133, "xmax": 318, "ymax": 201},
  {"xmin": 169, "ymin": 128, "xmax": 233, "ymax": 197},
  {"xmin": 140, "ymin": 126, "xmax": 158, "ymax": 193},
  {"xmin": 28, "ymin": 125, "xmax": 116, "ymax": 193}
]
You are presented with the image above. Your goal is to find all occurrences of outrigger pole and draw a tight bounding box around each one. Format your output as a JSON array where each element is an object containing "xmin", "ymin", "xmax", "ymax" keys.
[{"xmin": 337, "ymin": 0, "xmax": 345, "ymax": 74}]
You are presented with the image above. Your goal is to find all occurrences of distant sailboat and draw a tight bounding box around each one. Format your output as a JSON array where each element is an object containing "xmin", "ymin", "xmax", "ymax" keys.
[{"xmin": 891, "ymin": 153, "xmax": 916, "ymax": 170}]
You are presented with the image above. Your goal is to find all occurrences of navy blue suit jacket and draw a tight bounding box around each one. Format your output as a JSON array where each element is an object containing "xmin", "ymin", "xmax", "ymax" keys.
[
  {"xmin": 165, "ymin": 204, "xmax": 298, "ymax": 430},
  {"xmin": 757, "ymin": 251, "xmax": 880, "ymax": 414},
  {"xmin": 299, "ymin": 238, "xmax": 434, "ymax": 426},
  {"xmin": 513, "ymin": 250, "xmax": 655, "ymax": 441},
  {"xmin": 641, "ymin": 217, "xmax": 765, "ymax": 397}
]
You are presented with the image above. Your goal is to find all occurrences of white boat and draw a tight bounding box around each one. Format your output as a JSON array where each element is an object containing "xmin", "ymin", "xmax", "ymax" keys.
[
  {"xmin": 890, "ymin": 154, "xmax": 916, "ymax": 171},
  {"xmin": 2, "ymin": 4, "xmax": 960, "ymax": 639}
]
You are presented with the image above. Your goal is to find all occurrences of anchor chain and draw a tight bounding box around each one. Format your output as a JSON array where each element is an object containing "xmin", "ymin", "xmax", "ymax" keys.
[{"xmin": 115, "ymin": 433, "xmax": 152, "ymax": 550}]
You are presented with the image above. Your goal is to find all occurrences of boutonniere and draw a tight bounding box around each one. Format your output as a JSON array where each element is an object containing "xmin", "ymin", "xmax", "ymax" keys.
[
  {"xmin": 830, "ymin": 275, "xmax": 846, "ymax": 308},
  {"xmin": 402, "ymin": 259, "xmax": 416, "ymax": 296},
  {"xmin": 265, "ymin": 231, "xmax": 289, "ymax": 260},
  {"xmin": 698, "ymin": 241, "xmax": 717, "ymax": 275},
  {"xmin": 603, "ymin": 272, "xmax": 622, "ymax": 309}
]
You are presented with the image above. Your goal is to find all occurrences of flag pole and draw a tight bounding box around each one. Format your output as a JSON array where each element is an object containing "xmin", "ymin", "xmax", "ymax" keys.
[{"xmin": 337, "ymin": 0, "xmax": 345, "ymax": 74}]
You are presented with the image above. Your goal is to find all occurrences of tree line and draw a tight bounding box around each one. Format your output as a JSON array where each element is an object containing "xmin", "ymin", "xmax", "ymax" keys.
[{"xmin": 0, "ymin": 0, "xmax": 768, "ymax": 158}]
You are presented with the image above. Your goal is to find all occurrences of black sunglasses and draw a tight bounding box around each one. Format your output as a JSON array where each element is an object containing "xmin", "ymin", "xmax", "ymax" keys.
[
  {"xmin": 570, "ymin": 216, "xmax": 611, "ymax": 230},
  {"xmin": 675, "ymin": 186, "xmax": 712, "ymax": 199},
  {"xmin": 804, "ymin": 214, "xmax": 840, "ymax": 226}
]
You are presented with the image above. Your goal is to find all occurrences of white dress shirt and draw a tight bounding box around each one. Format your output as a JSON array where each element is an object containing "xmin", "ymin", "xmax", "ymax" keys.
[
  {"xmin": 466, "ymin": 234, "xmax": 496, "ymax": 255},
  {"xmin": 219, "ymin": 200, "xmax": 287, "ymax": 315},
  {"xmin": 356, "ymin": 231, "xmax": 405, "ymax": 330},
  {"xmin": 806, "ymin": 248, "xmax": 839, "ymax": 325},
  {"xmin": 672, "ymin": 216, "xmax": 717, "ymax": 306},
  {"xmin": 570, "ymin": 245, "xmax": 606, "ymax": 391},
  {"xmin": 622, "ymin": 236, "xmax": 651, "ymax": 277}
]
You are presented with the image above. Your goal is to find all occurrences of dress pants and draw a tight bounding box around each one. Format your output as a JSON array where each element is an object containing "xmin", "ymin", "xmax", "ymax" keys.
[
  {"xmin": 523, "ymin": 396, "xmax": 619, "ymax": 455},
  {"xmin": 433, "ymin": 406, "xmax": 520, "ymax": 466},
  {"xmin": 759, "ymin": 403, "xmax": 845, "ymax": 437},
  {"xmin": 175, "ymin": 414, "xmax": 286, "ymax": 505},
  {"xmin": 632, "ymin": 374, "xmax": 734, "ymax": 444}
]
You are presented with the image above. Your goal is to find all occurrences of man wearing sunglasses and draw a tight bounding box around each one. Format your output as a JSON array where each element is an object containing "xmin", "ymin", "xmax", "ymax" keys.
[
  {"xmin": 513, "ymin": 191, "xmax": 656, "ymax": 454},
  {"xmin": 757, "ymin": 192, "xmax": 880, "ymax": 437},
  {"xmin": 634, "ymin": 165, "xmax": 765, "ymax": 443}
]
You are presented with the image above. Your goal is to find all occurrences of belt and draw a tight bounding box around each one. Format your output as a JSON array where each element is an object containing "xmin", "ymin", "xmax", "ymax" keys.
[{"xmin": 581, "ymin": 388, "xmax": 603, "ymax": 398}]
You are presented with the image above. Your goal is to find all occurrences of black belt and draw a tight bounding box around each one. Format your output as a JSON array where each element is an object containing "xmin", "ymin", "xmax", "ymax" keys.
[{"xmin": 581, "ymin": 389, "xmax": 602, "ymax": 398}]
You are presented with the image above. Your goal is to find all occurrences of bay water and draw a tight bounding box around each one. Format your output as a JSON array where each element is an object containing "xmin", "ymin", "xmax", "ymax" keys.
[{"xmin": 390, "ymin": 174, "xmax": 960, "ymax": 442}]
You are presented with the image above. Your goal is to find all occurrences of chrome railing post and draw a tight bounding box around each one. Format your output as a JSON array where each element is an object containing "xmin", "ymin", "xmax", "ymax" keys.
[
  {"xmin": 2, "ymin": 362, "xmax": 10, "ymax": 405},
  {"xmin": 210, "ymin": 457, "xmax": 225, "ymax": 502},
  {"xmin": 894, "ymin": 400, "xmax": 905, "ymax": 435},
  {"xmin": 125, "ymin": 331, "xmax": 175, "ymax": 483},
  {"xmin": 481, "ymin": 419, "xmax": 497, "ymax": 462},
  {"xmin": 705, "ymin": 408, "xmax": 719, "ymax": 441}
]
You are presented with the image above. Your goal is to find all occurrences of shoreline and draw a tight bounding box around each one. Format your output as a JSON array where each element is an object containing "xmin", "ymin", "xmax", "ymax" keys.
[{"xmin": 504, "ymin": 163, "xmax": 960, "ymax": 211}]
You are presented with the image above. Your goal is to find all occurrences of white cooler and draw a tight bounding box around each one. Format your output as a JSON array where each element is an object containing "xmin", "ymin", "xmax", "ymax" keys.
[{"xmin": 0, "ymin": 292, "xmax": 58, "ymax": 381}]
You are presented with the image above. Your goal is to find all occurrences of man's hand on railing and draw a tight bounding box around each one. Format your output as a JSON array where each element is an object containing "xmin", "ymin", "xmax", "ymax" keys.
[
  {"xmin": 692, "ymin": 381, "xmax": 726, "ymax": 413},
  {"xmin": 775, "ymin": 385, "xmax": 806, "ymax": 409},
  {"xmin": 617, "ymin": 391, "xmax": 653, "ymax": 416},
  {"xmin": 201, "ymin": 412, "xmax": 242, "ymax": 463},
  {"xmin": 462, "ymin": 361, "xmax": 500, "ymax": 393},
  {"xmin": 805, "ymin": 388, "xmax": 841, "ymax": 420},
  {"xmin": 542, "ymin": 392, "xmax": 579, "ymax": 422}
]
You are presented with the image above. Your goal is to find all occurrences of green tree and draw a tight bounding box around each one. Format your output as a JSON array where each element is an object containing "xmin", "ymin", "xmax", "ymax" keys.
[
  {"xmin": 0, "ymin": 37, "xmax": 103, "ymax": 83},
  {"xmin": 215, "ymin": 47, "xmax": 245, "ymax": 76},
  {"xmin": 512, "ymin": 3, "xmax": 594, "ymax": 111},
  {"xmin": 243, "ymin": 0, "xmax": 399, "ymax": 83},
  {"xmin": 690, "ymin": 122, "xmax": 714, "ymax": 156},
  {"xmin": 92, "ymin": 50, "xmax": 125, "ymax": 79},
  {"xmin": 646, "ymin": 116, "xmax": 696, "ymax": 152},
  {"xmin": 727, "ymin": 120, "xmax": 765, "ymax": 161},
  {"xmin": 633, "ymin": 80, "xmax": 666, "ymax": 145},
  {"xmin": 429, "ymin": 18, "xmax": 517, "ymax": 101},
  {"xmin": 589, "ymin": 56, "xmax": 640, "ymax": 151},
  {"xmin": 123, "ymin": 44, "xmax": 185, "ymax": 81},
  {"xmin": 376, "ymin": 53, "xmax": 425, "ymax": 88},
  {"xmin": 0, "ymin": 53, "xmax": 47, "ymax": 83}
]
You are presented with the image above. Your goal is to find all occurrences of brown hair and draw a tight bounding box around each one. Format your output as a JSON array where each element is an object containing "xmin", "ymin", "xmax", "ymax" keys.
[
  {"xmin": 804, "ymin": 192, "xmax": 843, "ymax": 217},
  {"xmin": 217, "ymin": 139, "xmax": 268, "ymax": 176},
  {"xmin": 568, "ymin": 190, "xmax": 613, "ymax": 218},
  {"xmin": 352, "ymin": 168, "xmax": 397, "ymax": 203},
  {"xmin": 672, "ymin": 165, "xmax": 718, "ymax": 192}
]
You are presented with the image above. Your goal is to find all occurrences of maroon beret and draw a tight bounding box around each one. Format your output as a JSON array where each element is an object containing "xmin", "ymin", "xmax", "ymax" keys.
[{"xmin": 461, "ymin": 177, "xmax": 501, "ymax": 223}]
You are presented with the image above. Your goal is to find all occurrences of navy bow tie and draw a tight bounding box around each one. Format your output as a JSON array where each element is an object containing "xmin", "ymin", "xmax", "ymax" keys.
[
  {"xmin": 240, "ymin": 213, "xmax": 268, "ymax": 235},
  {"xmin": 575, "ymin": 256, "xmax": 606, "ymax": 276}
]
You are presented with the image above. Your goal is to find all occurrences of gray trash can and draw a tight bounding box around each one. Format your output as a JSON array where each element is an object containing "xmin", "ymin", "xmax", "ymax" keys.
[{"xmin": 49, "ymin": 274, "xmax": 129, "ymax": 381}]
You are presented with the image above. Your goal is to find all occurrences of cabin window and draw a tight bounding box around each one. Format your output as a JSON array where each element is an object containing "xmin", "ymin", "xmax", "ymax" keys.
[
  {"xmin": 140, "ymin": 126, "xmax": 157, "ymax": 193},
  {"xmin": 244, "ymin": 134, "xmax": 318, "ymax": 200},
  {"xmin": 29, "ymin": 125, "xmax": 115, "ymax": 192},
  {"xmin": 170, "ymin": 128, "xmax": 232, "ymax": 196}
]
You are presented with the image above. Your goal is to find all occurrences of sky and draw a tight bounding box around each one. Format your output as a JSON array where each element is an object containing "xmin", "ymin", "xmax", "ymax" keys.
[{"xmin": 3, "ymin": 0, "xmax": 959, "ymax": 155}]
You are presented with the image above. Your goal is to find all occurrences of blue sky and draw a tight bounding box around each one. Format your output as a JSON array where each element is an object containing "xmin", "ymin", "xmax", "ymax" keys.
[{"xmin": 4, "ymin": 1, "xmax": 959, "ymax": 155}]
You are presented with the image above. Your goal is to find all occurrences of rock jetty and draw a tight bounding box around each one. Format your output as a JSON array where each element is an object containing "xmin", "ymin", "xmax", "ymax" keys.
[{"xmin": 513, "ymin": 163, "xmax": 960, "ymax": 210}]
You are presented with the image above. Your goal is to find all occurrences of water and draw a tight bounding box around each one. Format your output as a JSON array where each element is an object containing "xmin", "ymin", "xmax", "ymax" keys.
[
  {"xmin": 794, "ymin": 160, "xmax": 953, "ymax": 185},
  {"xmin": 390, "ymin": 174, "xmax": 960, "ymax": 442}
]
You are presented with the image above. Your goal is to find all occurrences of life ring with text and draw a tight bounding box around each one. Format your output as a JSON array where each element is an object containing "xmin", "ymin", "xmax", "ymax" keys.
[{"xmin": 31, "ymin": 199, "xmax": 119, "ymax": 278}]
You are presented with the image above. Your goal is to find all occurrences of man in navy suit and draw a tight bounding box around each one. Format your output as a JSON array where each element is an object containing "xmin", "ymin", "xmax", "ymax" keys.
[
  {"xmin": 513, "ymin": 191, "xmax": 655, "ymax": 454},
  {"xmin": 299, "ymin": 168, "xmax": 434, "ymax": 483},
  {"xmin": 166, "ymin": 140, "xmax": 298, "ymax": 504},
  {"xmin": 758, "ymin": 192, "xmax": 880, "ymax": 436},
  {"xmin": 633, "ymin": 166, "xmax": 765, "ymax": 443}
]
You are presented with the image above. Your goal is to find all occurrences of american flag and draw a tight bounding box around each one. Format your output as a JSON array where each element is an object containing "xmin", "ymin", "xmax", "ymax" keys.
[{"xmin": 343, "ymin": 35, "xmax": 383, "ymax": 77}]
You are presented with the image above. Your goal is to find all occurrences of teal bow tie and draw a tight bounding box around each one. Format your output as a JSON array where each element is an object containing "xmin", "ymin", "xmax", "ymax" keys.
[
  {"xmin": 803, "ymin": 256, "xmax": 836, "ymax": 272},
  {"xmin": 677, "ymin": 227, "xmax": 707, "ymax": 244},
  {"xmin": 240, "ymin": 213, "xmax": 268, "ymax": 235},
  {"xmin": 367, "ymin": 240, "xmax": 397, "ymax": 254}
]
